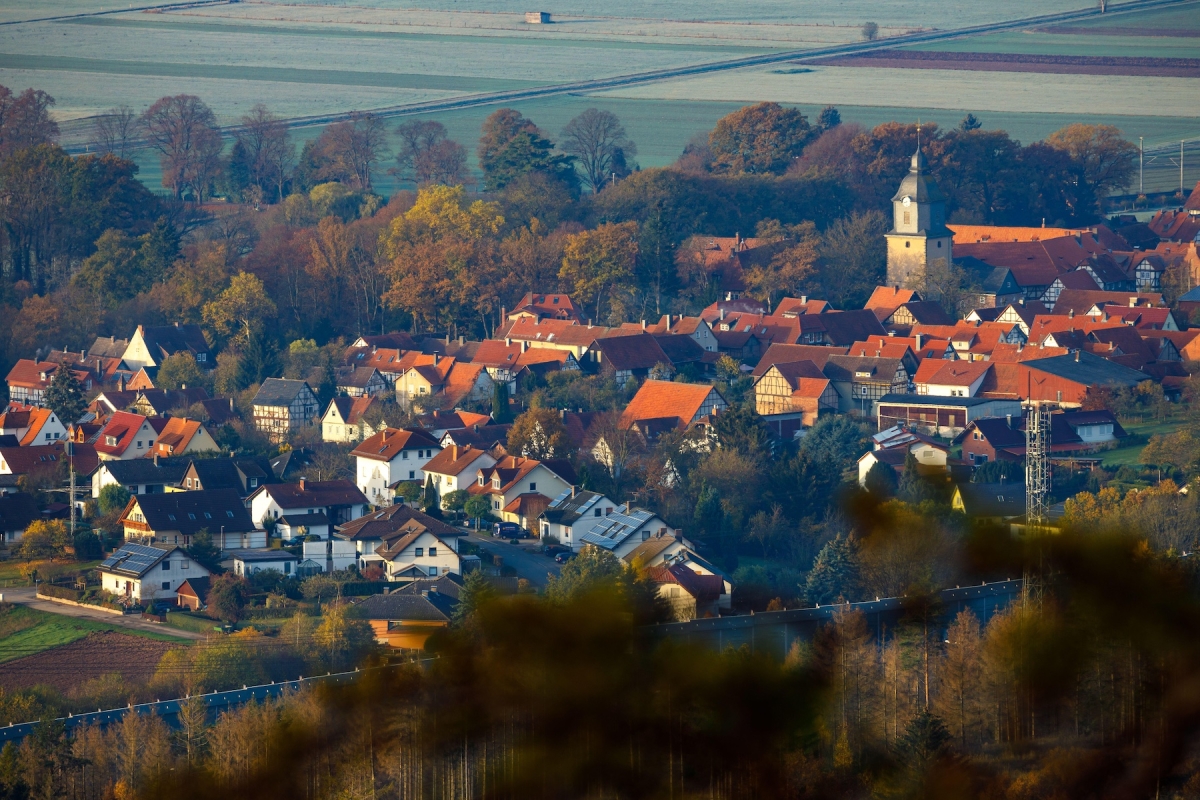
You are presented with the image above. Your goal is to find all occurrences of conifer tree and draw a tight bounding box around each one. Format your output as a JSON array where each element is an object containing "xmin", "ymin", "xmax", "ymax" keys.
[
  {"xmin": 805, "ymin": 533, "xmax": 862, "ymax": 605},
  {"xmin": 43, "ymin": 366, "xmax": 85, "ymax": 424}
]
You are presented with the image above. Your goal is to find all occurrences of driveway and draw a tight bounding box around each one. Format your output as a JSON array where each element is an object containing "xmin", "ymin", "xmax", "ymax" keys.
[
  {"xmin": 466, "ymin": 534, "xmax": 563, "ymax": 589},
  {"xmin": 3, "ymin": 586, "xmax": 203, "ymax": 641}
]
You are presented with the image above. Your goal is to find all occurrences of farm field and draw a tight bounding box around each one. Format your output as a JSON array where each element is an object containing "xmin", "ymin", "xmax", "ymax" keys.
[
  {"xmin": 0, "ymin": 603, "xmax": 186, "ymax": 665},
  {"xmin": 1101, "ymin": 417, "xmax": 1190, "ymax": 467},
  {"xmin": 905, "ymin": 31, "xmax": 1200, "ymax": 59},
  {"xmin": 0, "ymin": 630, "xmax": 180, "ymax": 693}
]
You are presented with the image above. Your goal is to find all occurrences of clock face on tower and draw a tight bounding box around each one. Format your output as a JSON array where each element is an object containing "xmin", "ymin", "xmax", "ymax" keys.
[{"xmin": 902, "ymin": 196, "xmax": 912, "ymax": 207}]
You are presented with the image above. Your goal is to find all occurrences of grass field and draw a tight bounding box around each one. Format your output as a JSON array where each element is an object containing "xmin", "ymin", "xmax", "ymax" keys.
[
  {"xmin": 1101, "ymin": 417, "xmax": 1189, "ymax": 467},
  {"xmin": 907, "ymin": 31, "xmax": 1200, "ymax": 59},
  {"xmin": 0, "ymin": 603, "xmax": 188, "ymax": 664},
  {"xmin": 0, "ymin": 559, "xmax": 100, "ymax": 586}
]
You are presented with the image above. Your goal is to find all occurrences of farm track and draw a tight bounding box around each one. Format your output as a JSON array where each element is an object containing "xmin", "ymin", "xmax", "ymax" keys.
[
  {"xmin": 810, "ymin": 50, "xmax": 1200, "ymax": 78},
  {"xmin": 47, "ymin": 0, "xmax": 1200, "ymax": 152},
  {"xmin": 0, "ymin": 0, "xmax": 230, "ymax": 27}
]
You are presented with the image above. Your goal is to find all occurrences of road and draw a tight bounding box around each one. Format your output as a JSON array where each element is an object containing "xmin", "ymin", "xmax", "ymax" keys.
[
  {"xmin": 467, "ymin": 534, "xmax": 562, "ymax": 589},
  {"xmin": 2, "ymin": 586, "xmax": 203, "ymax": 640}
]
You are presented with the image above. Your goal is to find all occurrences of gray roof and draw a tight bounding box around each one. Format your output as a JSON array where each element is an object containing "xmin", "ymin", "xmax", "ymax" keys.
[
  {"xmin": 891, "ymin": 149, "xmax": 947, "ymax": 206},
  {"xmin": 100, "ymin": 542, "xmax": 179, "ymax": 578},
  {"xmin": 357, "ymin": 591, "xmax": 456, "ymax": 622},
  {"xmin": 277, "ymin": 512, "xmax": 329, "ymax": 527},
  {"xmin": 1023, "ymin": 350, "xmax": 1146, "ymax": 388},
  {"xmin": 579, "ymin": 508, "xmax": 662, "ymax": 550},
  {"xmin": 541, "ymin": 488, "xmax": 606, "ymax": 526},
  {"xmin": 823, "ymin": 355, "xmax": 905, "ymax": 384},
  {"xmin": 878, "ymin": 394, "xmax": 1019, "ymax": 408},
  {"xmin": 956, "ymin": 482, "xmax": 1026, "ymax": 518},
  {"xmin": 253, "ymin": 378, "xmax": 315, "ymax": 407},
  {"xmin": 234, "ymin": 549, "xmax": 299, "ymax": 563},
  {"xmin": 130, "ymin": 488, "xmax": 258, "ymax": 535},
  {"xmin": 98, "ymin": 457, "xmax": 191, "ymax": 486}
]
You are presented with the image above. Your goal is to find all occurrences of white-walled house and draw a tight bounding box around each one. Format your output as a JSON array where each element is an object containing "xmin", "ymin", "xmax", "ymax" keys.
[
  {"xmin": 375, "ymin": 523, "xmax": 461, "ymax": 582},
  {"xmin": 233, "ymin": 550, "xmax": 300, "ymax": 578},
  {"xmin": 99, "ymin": 542, "xmax": 211, "ymax": 604},
  {"xmin": 247, "ymin": 479, "xmax": 369, "ymax": 539},
  {"xmin": 422, "ymin": 445, "xmax": 497, "ymax": 496},
  {"xmin": 334, "ymin": 504, "xmax": 465, "ymax": 570},
  {"xmin": 538, "ymin": 488, "xmax": 620, "ymax": 551},
  {"xmin": 91, "ymin": 457, "xmax": 190, "ymax": 499},
  {"xmin": 466, "ymin": 455, "xmax": 575, "ymax": 527},
  {"xmin": 576, "ymin": 506, "xmax": 675, "ymax": 560},
  {"xmin": 350, "ymin": 428, "xmax": 442, "ymax": 506},
  {"xmin": 119, "ymin": 488, "xmax": 264, "ymax": 551}
]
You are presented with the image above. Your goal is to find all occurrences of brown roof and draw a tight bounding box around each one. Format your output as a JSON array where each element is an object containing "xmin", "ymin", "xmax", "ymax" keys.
[
  {"xmin": 152, "ymin": 417, "xmax": 210, "ymax": 456},
  {"xmin": 509, "ymin": 292, "xmax": 582, "ymax": 321},
  {"xmin": 1052, "ymin": 289, "xmax": 1163, "ymax": 317},
  {"xmin": 949, "ymin": 224, "xmax": 1093, "ymax": 244},
  {"xmin": 95, "ymin": 412, "xmax": 165, "ymax": 457},
  {"xmin": 352, "ymin": 428, "xmax": 441, "ymax": 462},
  {"xmin": 644, "ymin": 563, "xmax": 725, "ymax": 602},
  {"xmin": 417, "ymin": 410, "xmax": 493, "ymax": 431},
  {"xmin": 337, "ymin": 503, "xmax": 461, "ymax": 541},
  {"xmin": 256, "ymin": 479, "xmax": 369, "ymax": 508},
  {"xmin": 752, "ymin": 344, "xmax": 848, "ymax": 377},
  {"xmin": 499, "ymin": 317, "xmax": 611, "ymax": 348},
  {"xmin": 423, "ymin": 444, "xmax": 492, "ymax": 477},
  {"xmin": 594, "ymin": 332, "xmax": 670, "ymax": 372},
  {"xmin": 913, "ymin": 360, "xmax": 992, "ymax": 388}
]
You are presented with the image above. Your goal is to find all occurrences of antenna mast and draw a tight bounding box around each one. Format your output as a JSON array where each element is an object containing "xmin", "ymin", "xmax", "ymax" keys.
[{"xmin": 1025, "ymin": 400, "xmax": 1051, "ymax": 527}]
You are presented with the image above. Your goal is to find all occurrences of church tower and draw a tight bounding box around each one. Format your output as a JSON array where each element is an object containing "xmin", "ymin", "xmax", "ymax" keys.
[{"xmin": 885, "ymin": 149, "xmax": 952, "ymax": 288}]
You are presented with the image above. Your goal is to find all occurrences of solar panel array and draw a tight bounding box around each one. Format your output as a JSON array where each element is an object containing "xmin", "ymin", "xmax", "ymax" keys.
[{"xmin": 99, "ymin": 542, "xmax": 167, "ymax": 575}]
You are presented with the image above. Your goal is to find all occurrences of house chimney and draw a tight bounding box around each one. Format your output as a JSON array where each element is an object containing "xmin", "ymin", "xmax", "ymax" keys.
[
  {"xmin": 300, "ymin": 477, "xmax": 307, "ymax": 491},
  {"xmin": 641, "ymin": 319, "xmax": 646, "ymax": 331},
  {"xmin": 801, "ymin": 295, "xmax": 807, "ymax": 304},
  {"xmin": 181, "ymin": 383, "xmax": 186, "ymax": 390},
  {"xmin": 505, "ymin": 337, "xmax": 512, "ymax": 347},
  {"xmin": 1075, "ymin": 350, "xmax": 1081, "ymax": 362},
  {"xmin": 1129, "ymin": 297, "xmax": 1137, "ymax": 307},
  {"xmin": 1068, "ymin": 309, "xmax": 1074, "ymax": 319},
  {"xmin": 1006, "ymin": 414, "xmax": 1012, "ymax": 429},
  {"xmin": 451, "ymin": 444, "xmax": 458, "ymax": 461},
  {"xmin": 229, "ymin": 397, "xmax": 235, "ymax": 411},
  {"xmin": 521, "ymin": 340, "xmax": 528, "ymax": 352},
  {"xmin": 720, "ymin": 309, "xmax": 726, "ymax": 321},
  {"xmin": 118, "ymin": 376, "xmax": 126, "ymax": 392},
  {"xmin": 560, "ymin": 409, "xmax": 566, "ymax": 420},
  {"xmin": 154, "ymin": 453, "xmax": 159, "ymax": 466}
]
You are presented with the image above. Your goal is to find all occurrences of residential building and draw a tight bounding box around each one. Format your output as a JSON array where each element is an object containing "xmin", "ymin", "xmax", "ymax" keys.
[
  {"xmin": 752, "ymin": 360, "xmax": 838, "ymax": 437},
  {"xmin": 336, "ymin": 504, "xmax": 465, "ymax": 569},
  {"xmin": 645, "ymin": 563, "xmax": 729, "ymax": 621},
  {"xmin": 122, "ymin": 323, "xmax": 212, "ymax": 371},
  {"xmin": 506, "ymin": 292, "xmax": 582, "ymax": 323},
  {"xmin": 130, "ymin": 387, "xmax": 210, "ymax": 418},
  {"xmin": 576, "ymin": 506, "xmax": 675, "ymax": 560},
  {"xmin": 375, "ymin": 518, "xmax": 463, "ymax": 582},
  {"xmin": 958, "ymin": 410, "xmax": 1127, "ymax": 464},
  {"xmin": 233, "ymin": 549, "xmax": 300, "ymax": 578},
  {"xmin": 179, "ymin": 456, "xmax": 279, "ymax": 498},
  {"xmin": 175, "ymin": 576, "xmax": 210, "ymax": 611},
  {"xmin": 357, "ymin": 591, "xmax": 457, "ymax": 650},
  {"xmin": 99, "ymin": 542, "xmax": 211, "ymax": 604},
  {"xmin": 91, "ymin": 456, "xmax": 190, "ymax": 499},
  {"xmin": 857, "ymin": 438, "xmax": 955, "ymax": 486},
  {"xmin": 876, "ymin": 395, "xmax": 1022, "ymax": 439},
  {"xmin": 5, "ymin": 360, "xmax": 93, "ymax": 407},
  {"xmin": 951, "ymin": 483, "xmax": 1027, "ymax": 521},
  {"xmin": 251, "ymin": 379, "xmax": 320, "ymax": 442},
  {"xmin": 321, "ymin": 395, "xmax": 382, "ymax": 444},
  {"xmin": 0, "ymin": 493, "xmax": 39, "ymax": 547},
  {"xmin": 247, "ymin": 478, "xmax": 369, "ymax": 537},
  {"xmin": 351, "ymin": 427, "xmax": 443, "ymax": 506},
  {"xmin": 422, "ymin": 445, "xmax": 498, "ymax": 497},
  {"xmin": 336, "ymin": 367, "xmax": 389, "ymax": 398},
  {"xmin": 822, "ymin": 355, "xmax": 909, "ymax": 418},
  {"xmin": 618, "ymin": 380, "xmax": 727, "ymax": 439},
  {"xmin": 590, "ymin": 332, "xmax": 671, "ymax": 387},
  {"xmin": 467, "ymin": 455, "xmax": 575, "ymax": 527},
  {"xmin": 912, "ymin": 360, "xmax": 992, "ymax": 397},
  {"xmin": 0, "ymin": 407, "xmax": 68, "ymax": 446},
  {"xmin": 150, "ymin": 418, "xmax": 219, "ymax": 459},
  {"xmin": 120, "ymin": 488, "xmax": 262, "ymax": 550},
  {"xmin": 95, "ymin": 412, "xmax": 166, "ymax": 461},
  {"xmin": 538, "ymin": 488, "xmax": 620, "ymax": 550}
]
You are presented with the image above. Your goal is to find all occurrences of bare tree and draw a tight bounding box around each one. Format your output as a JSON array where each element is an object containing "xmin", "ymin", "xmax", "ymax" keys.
[
  {"xmin": 861, "ymin": 21, "xmax": 879, "ymax": 40},
  {"xmin": 237, "ymin": 103, "xmax": 294, "ymax": 203},
  {"xmin": 141, "ymin": 94, "xmax": 223, "ymax": 201},
  {"xmin": 560, "ymin": 108, "xmax": 637, "ymax": 194},
  {"xmin": 321, "ymin": 112, "xmax": 387, "ymax": 192},
  {"xmin": 0, "ymin": 86, "xmax": 59, "ymax": 160},
  {"xmin": 392, "ymin": 119, "xmax": 469, "ymax": 187},
  {"xmin": 92, "ymin": 105, "xmax": 139, "ymax": 159}
]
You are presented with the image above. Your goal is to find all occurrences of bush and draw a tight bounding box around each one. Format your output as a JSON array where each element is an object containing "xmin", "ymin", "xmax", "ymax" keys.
[{"xmin": 36, "ymin": 584, "xmax": 81, "ymax": 602}]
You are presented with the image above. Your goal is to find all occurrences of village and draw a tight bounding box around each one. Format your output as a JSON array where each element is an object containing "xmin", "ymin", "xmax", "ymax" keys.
[{"xmin": 0, "ymin": 154, "xmax": 1196, "ymax": 651}]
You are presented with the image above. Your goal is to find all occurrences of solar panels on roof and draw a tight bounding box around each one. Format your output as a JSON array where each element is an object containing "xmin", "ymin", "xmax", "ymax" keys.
[{"xmin": 100, "ymin": 542, "xmax": 169, "ymax": 576}]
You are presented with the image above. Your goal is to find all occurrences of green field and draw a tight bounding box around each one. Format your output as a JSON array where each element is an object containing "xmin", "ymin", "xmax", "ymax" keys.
[
  {"xmin": 0, "ymin": 604, "xmax": 188, "ymax": 664},
  {"xmin": 0, "ymin": 559, "xmax": 100, "ymax": 586},
  {"xmin": 1101, "ymin": 418, "xmax": 1190, "ymax": 467}
]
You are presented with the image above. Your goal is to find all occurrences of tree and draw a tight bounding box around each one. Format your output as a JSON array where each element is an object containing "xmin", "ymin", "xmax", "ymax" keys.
[
  {"xmin": 235, "ymin": 104, "xmax": 294, "ymax": 203},
  {"xmin": 156, "ymin": 352, "xmax": 205, "ymax": 391},
  {"xmin": 175, "ymin": 693, "xmax": 208, "ymax": 767},
  {"xmin": 422, "ymin": 474, "xmax": 441, "ymax": 517},
  {"xmin": 818, "ymin": 210, "xmax": 888, "ymax": 308},
  {"xmin": 0, "ymin": 86, "xmax": 59, "ymax": 159},
  {"xmin": 959, "ymin": 113, "xmax": 982, "ymax": 132},
  {"xmin": 861, "ymin": 21, "xmax": 879, "ymax": 40},
  {"xmin": 464, "ymin": 494, "xmax": 492, "ymax": 528},
  {"xmin": 206, "ymin": 574, "xmax": 251, "ymax": 622},
  {"xmin": 452, "ymin": 568, "xmax": 498, "ymax": 626},
  {"xmin": 508, "ymin": 405, "xmax": 571, "ymax": 459},
  {"xmin": 711, "ymin": 403, "xmax": 771, "ymax": 459},
  {"xmin": 804, "ymin": 533, "xmax": 861, "ymax": 605},
  {"xmin": 935, "ymin": 610, "xmax": 984, "ymax": 749},
  {"xmin": 864, "ymin": 461, "xmax": 897, "ymax": 498},
  {"xmin": 477, "ymin": 108, "xmax": 576, "ymax": 192},
  {"xmin": 141, "ymin": 94, "xmax": 223, "ymax": 200},
  {"xmin": 19, "ymin": 520, "xmax": 70, "ymax": 560},
  {"xmin": 73, "ymin": 530, "xmax": 103, "ymax": 561},
  {"xmin": 203, "ymin": 271, "xmax": 278, "ymax": 346},
  {"xmin": 545, "ymin": 546, "xmax": 628, "ymax": 603},
  {"xmin": 709, "ymin": 102, "xmax": 812, "ymax": 175},
  {"xmin": 98, "ymin": 484, "xmax": 132, "ymax": 516},
  {"xmin": 897, "ymin": 709, "xmax": 952, "ymax": 769},
  {"xmin": 234, "ymin": 325, "xmax": 280, "ymax": 391},
  {"xmin": 559, "ymin": 221, "xmax": 639, "ymax": 323},
  {"xmin": 799, "ymin": 415, "xmax": 873, "ymax": 474},
  {"xmin": 394, "ymin": 119, "xmax": 469, "ymax": 187},
  {"xmin": 317, "ymin": 112, "xmax": 388, "ymax": 191},
  {"xmin": 1045, "ymin": 123, "xmax": 1136, "ymax": 219},
  {"xmin": 560, "ymin": 108, "xmax": 638, "ymax": 194},
  {"xmin": 43, "ymin": 366, "xmax": 85, "ymax": 425},
  {"xmin": 898, "ymin": 451, "xmax": 938, "ymax": 504},
  {"xmin": 816, "ymin": 105, "xmax": 841, "ymax": 131},
  {"xmin": 744, "ymin": 227, "xmax": 819, "ymax": 305},
  {"xmin": 312, "ymin": 602, "xmax": 375, "ymax": 667},
  {"xmin": 92, "ymin": 105, "xmax": 139, "ymax": 159},
  {"xmin": 442, "ymin": 489, "xmax": 470, "ymax": 515},
  {"xmin": 187, "ymin": 529, "xmax": 223, "ymax": 573},
  {"xmin": 491, "ymin": 378, "xmax": 512, "ymax": 423}
]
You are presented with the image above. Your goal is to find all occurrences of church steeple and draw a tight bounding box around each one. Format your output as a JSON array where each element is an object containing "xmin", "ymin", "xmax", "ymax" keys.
[{"xmin": 885, "ymin": 148, "xmax": 953, "ymax": 288}]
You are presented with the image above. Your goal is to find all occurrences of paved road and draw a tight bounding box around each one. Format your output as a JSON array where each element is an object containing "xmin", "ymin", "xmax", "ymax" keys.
[
  {"xmin": 467, "ymin": 534, "xmax": 562, "ymax": 589},
  {"xmin": 3, "ymin": 586, "xmax": 203, "ymax": 641}
]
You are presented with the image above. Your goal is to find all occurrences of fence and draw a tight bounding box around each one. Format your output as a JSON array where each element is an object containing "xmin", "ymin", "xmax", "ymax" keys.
[{"xmin": 649, "ymin": 579, "xmax": 1024, "ymax": 661}]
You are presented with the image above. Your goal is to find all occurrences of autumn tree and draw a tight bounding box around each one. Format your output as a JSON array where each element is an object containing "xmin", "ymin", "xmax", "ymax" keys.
[
  {"xmin": 207, "ymin": 574, "xmax": 251, "ymax": 622},
  {"xmin": 559, "ymin": 221, "xmax": 639, "ymax": 323},
  {"xmin": 235, "ymin": 103, "xmax": 294, "ymax": 202},
  {"xmin": 91, "ymin": 105, "xmax": 138, "ymax": 159},
  {"xmin": 1045, "ymin": 123, "xmax": 1136, "ymax": 218},
  {"xmin": 0, "ymin": 85, "xmax": 59, "ymax": 159},
  {"xmin": 477, "ymin": 108, "xmax": 576, "ymax": 192},
  {"xmin": 156, "ymin": 352, "xmax": 205, "ymax": 391},
  {"xmin": 743, "ymin": 224, "xmax": 819, "ymax": 305},
  {"xmin": 19, "ymin": 519, "xmax": 70, "ymax": 560},
  {"xmin": 560, "ymin": 108, "xmax": 638, "ymax": 193},
  {"xmin": 508, "ymin": 404, "xmax": 571, "ymax": 459},
  {"xmin": 315, "ymin": 112, "xmax": 388, "ymax": 191},
  {"xmin": 394, "ymin": 119, "xmax": 469, "ymax": 186},
  {"xmin": 141, "ymin": 94, "xmax": 223, "ymax": 200},
  {"xmin": 708, "ymin": 102, "xmax": 812, "ymax": 175},
  {"xmin": 935, "ymin": 609, "xmax": 985, "ymax": 749},
  {"xmin": 202, "ymin": 271, "xmax": 278, "ymax": 346},
  {"xmin": 72, "ymin": 219, "xmax": 180, "ymax": 305}
]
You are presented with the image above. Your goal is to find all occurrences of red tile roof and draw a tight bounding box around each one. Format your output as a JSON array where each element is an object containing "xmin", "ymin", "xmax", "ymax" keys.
[
  {"xmin": 618, "ymin": 380, "xmax": 723, "ymax": 430},
  {"xmin": 352, "ymin": 427, "xmax": 441, "ymax": 462}
]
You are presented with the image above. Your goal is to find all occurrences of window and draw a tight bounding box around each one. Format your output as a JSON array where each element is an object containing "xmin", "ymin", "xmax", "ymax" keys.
[
  {"xmin": 905, "ymin": 241, "xmax": 911, "ymax": 248},
  {"xmin": 136, "ymin": 441, "xmax": 143, "ymax": 449},
  {"xmin": 181, "ymin": 560, "xmax": 190, "ymax": 570},
  {"xmin": 409, "ymin": 471, "xmax": 415, "ymax": 480},
  {"xmin": 187, "ymin": 513, "xmax": 196, "ymax": 520},
  {"xmin": 428, "ymin": 547, "xmax": 437, "ymax": 557},
  {"xmin": 402, "ymin": 451, "xmax": 408, "ymax": 459},
  {"xmin": 937, "ymin": 241, "xmax": 943, "ymax": 248},
  {"xmin": 594, "ymin": 508, "xmax": 602, "ymax": 517},
  {"xmin": 203, "ymin": 512, "xmax": 212, "ymax": 519},
  {"xmin": 226, "ymin": 510, "xmax": 234, "ymax": 518},
  {"xmin": 478, "ymin": 475, "xmax": 484, "ymax": 486},
  {"xmin": 529, "ymin": 482, "xmax": 536, "ymax": 491},
  {"xmin": 249, "ymin": 478, "xmax": 258, "ymax": 488},
  {"xmin": 167, "ymin": 514, "xmax": 176, "ymax": 521},
  {"xmin": 284, "ymin": 561, "xmax": 291, "ymax": 574},
  {"xmin": 415, "ymin": 548, "xmax": 424, "ymax": 557},
  {"xmin": 429, "ymin": 567, "xmax": 438, "ymax": 576},
  {"xmin": 162, "ymin": 581, "xmax": 171, "ymax": 590},
  {"xmin": 44, "ymin": 433, "xmax": 50, "ymax": 441},
  {"xmin": 186, "ymin": 478, "xmax": 193, "ymax": 488},
  {"xmin": 197, "ymin": 353, "xmax": 206, "ymax": 362},
  {"xmin": 162, "ymin": 561, "xmax": 170, "ymax": 571},
  {"xmin": 902, "ymin": 211, "xmax": 910, "ymax": 225}
]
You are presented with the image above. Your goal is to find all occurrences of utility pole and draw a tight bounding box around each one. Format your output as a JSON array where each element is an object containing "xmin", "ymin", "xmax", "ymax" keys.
[
  {"xmin": 1183, "ymin": 140, "xmax": 1186, "ymax": 199},
  {"xmin": 67, "ymin": 440, "xmax": 76, "ymax": 538},
  {"xmin": 1139, "ymin": 137, "xmax": 1144, "ymax": 196}
]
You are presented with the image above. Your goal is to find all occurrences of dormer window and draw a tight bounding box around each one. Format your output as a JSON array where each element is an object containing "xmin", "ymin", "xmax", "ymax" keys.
[
  {"xmin": 492, "ymin": 476, "xmax": 501, "ymax": 489},
  {"xmin": 477, "ymin": 475, "xmax": 484, "ymax": 486}
]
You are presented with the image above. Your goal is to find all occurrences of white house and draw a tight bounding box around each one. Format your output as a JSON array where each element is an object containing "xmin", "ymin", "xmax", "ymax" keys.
[
  {"xmin": 422, "ymin": 445, "xmax": 498, "ymax": 496},
  {"xmin": 375, "ymin": 522, "xmax": 462, "ymax": 582},
  {"xmin": 467, "ymin": 455, "xmax": 575, "ymax": 528},
  {"xmin": 334, "ymin": 504, "xmax": 465, "ymax": 570},
  {"xmin": 576, "ymin": 506, "xmax": 675, "ymax": 560},
  {"xmin": 857, "ymin": 439, "xmax": 951, "ymax": 486},
  {"xmin": 99, "ymin": 542, "xmax": 211, "ymax": 604},
  {"xmin": 350, "ymin": 427, "xmax": 442, "ymax": 507},
  {"xmin": 247, "ymin": 478, "xmax": 369, "ymax": 539},
  {"xmin": 91, "ymin": 457, "xmax": 190, "ymax": 499},
  {"xmin": 321, "ymin": 396, "xmax": 382, "ymax": 444},
  {"xmin": 119, "ymin": 489, "xmax": 264, "ymax": 551},
  {"xmin": 233, "ymin": 549, "xmax": 300, "ymax": 578},
  {"xmin": 538, "ymin": 488, "xmax": 620, "ymax": 551}
]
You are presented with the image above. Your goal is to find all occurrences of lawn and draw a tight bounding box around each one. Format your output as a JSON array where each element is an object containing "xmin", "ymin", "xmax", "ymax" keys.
[
  {"xmin": 0, "ymin": 603, "xmax": 190, "ymax": 664},
  {"xmin": 0, "ymin": 559, "xmax": 100, "ymax": 587},
  {"xmin": 1101, "ymin": 417, "xmax": 1189, "ymax": 468}
]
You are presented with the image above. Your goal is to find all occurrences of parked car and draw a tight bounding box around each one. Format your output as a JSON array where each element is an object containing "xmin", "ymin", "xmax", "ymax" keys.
[
  {"xmin": 492, "ymin": 521, "xmax": 522, "ymax": 538},
  {"xmin": 554, "ymin": 552, "xmax": 576, "ymax": 564},
  {"xmin": 541, "ymin": 544, "xmax": 569, "ymax": 556}
]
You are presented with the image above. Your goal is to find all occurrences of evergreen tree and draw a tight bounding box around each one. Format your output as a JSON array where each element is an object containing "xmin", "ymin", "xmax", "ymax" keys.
[
  {"xmin": 72, "ymin": 530, "xmax": 103, "ymax": 560},
  {"xmin": 898, "ymin": 452, "xmax": 937, "ymax": 504},
  {"xmin": 817, "ymin": 105, "xmax": 841, "ymax": 130},
  {"xmin": 43, "ymin": 366, "xmax": 85, "ymax": 424},
  {"xmin": 712, "ymin": 403, "xmax": 771, "ymax": 459},
  {"xmin": 452, "ymin": 568, "xmax": 498, "ymax": 626},
  {"xmin": 422, "ymin": 474, "xmax": 442, "ymax": 518},
  {"xmin": 186, "ymin": 529, "xmax": 223, "ymax": 573},
  {"xmin": 135, "ymin": 216, "xmax": 181, "ymax": 282},
  {"xmin": 804, "ymin": 533, "xmax": 861, "ymax": 605},
  {"xmin": 235, "ymin": 325, "xmax": 279, "ymax": 390},
  {"xmin": 693, "ymin": 483, "xmax": 723, "ymax": 539},
  {"xmin": 491, "ymin": 379, "xmax": 511, "ymax": 423},
  {"xmin": 864, "ymin": 461, "xmax": 898, "ymax": 498},
  {"xmin": 959, "ymin": 113, "xmax": 982, "ymax": 132},
  {"xmin": 897, "ymin": 709, "xmax": 952, "ymax": 770}
]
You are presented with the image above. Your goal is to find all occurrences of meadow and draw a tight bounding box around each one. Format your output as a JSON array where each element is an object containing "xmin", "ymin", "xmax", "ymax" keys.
[{"xmin": 0, "ymin": 603, "xmax": 186, "ymax": 664}]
